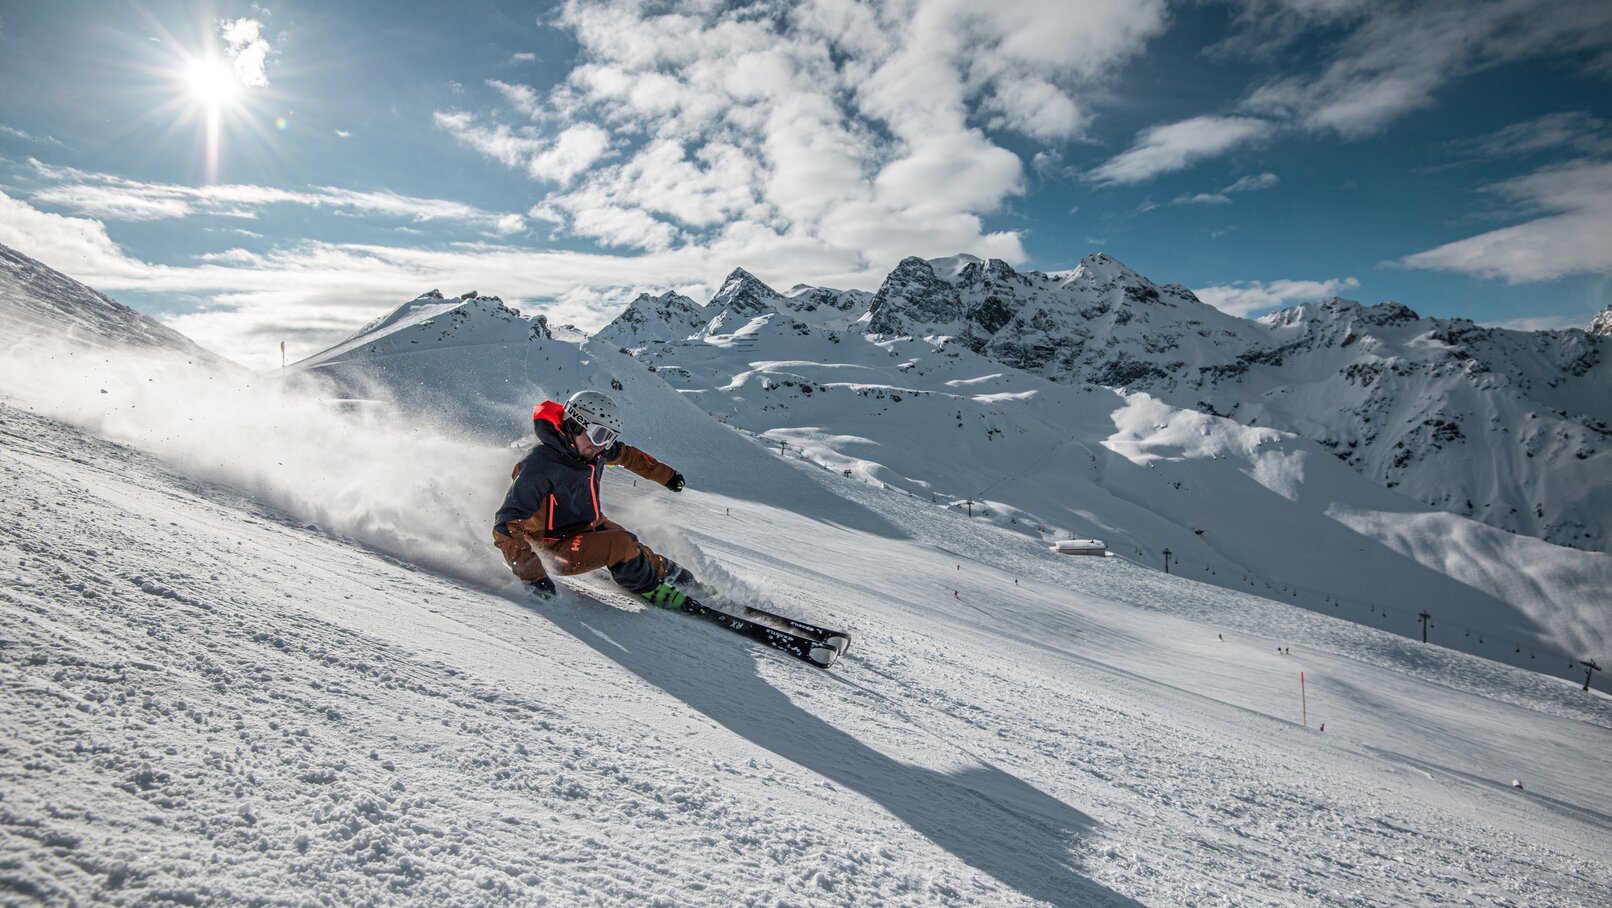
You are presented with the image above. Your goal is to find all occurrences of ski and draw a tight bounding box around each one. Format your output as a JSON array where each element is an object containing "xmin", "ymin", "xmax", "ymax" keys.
[
  {"xmin": 731, "ymin": 604, "xmax": 851, "ymax": 648},
  {"xmin": 658, "ymin": 595, "xmax": 849, "ymax": 669}
]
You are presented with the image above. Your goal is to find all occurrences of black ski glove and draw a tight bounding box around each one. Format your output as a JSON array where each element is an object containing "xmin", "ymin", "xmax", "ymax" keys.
[
  {"xmin": 526, "ymin": 577, "xmax": 557, "ymax": 600},
  {"xmin": 665, "ymin": 472, "xmax": 685, "ymax": 493}
]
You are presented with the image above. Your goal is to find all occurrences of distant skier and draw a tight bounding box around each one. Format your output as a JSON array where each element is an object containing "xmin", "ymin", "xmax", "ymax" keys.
[{"xmin": 493, "ymin": 390, "xmax": 692, "ymax": 606}]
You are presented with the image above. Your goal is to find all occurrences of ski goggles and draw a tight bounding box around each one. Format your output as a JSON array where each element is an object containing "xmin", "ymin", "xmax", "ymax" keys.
[{"xmin": 578, "ymin": 421, "xmax": 619, "ymax": 447}]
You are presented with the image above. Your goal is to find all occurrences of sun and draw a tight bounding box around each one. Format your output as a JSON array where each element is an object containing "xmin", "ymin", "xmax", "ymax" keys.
[
  {"xmin": 184, "ymin": 59, "xmax": 240, "ymax": 107},
  {"xmin": 174, "ymin": 55, "xmax": 247, "ymax": 183}
]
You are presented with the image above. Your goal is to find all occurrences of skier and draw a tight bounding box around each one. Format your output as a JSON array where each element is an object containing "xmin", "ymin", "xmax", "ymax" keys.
[{"xmin": 493, "ymin": 390, "xmax": 693, "ymax": 606}]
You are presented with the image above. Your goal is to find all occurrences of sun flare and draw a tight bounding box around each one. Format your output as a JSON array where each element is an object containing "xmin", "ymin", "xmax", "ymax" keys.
[{"xmin": 184, "ymin": 59, "xmax": 239, "ymax": 107}]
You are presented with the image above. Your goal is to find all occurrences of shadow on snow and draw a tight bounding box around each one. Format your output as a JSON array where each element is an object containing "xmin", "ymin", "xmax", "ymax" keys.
[{"xmin": 536, "ymin": 594, "xmax": 1140, "ymax": 907}]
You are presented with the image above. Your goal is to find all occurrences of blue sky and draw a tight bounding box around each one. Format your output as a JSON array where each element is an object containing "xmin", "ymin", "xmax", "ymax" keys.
[{"xmin": 2, "ymin": 0, "xmax": 1610, "ymax": 369}]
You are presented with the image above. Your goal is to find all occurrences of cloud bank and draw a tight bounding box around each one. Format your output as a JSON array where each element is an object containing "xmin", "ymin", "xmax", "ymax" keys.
[
  {"xmin": 1398, "ymin": 160, "xmax": 1612, "ymax": 282},
  {"xmin": 1193, "ymin": 276, "xmax": 1361, "ymax": 317}
]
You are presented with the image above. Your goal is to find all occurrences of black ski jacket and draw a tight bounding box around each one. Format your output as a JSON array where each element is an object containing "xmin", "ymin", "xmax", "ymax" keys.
[{"xmin": 493, "ymin": 400, "xmax": 676, "ymax": 542}]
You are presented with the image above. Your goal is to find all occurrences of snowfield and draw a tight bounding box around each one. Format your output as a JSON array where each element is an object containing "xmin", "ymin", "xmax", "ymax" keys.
[{"xmin": 3, "ymin": 384, "xmax": 1610, "ymax": 905}]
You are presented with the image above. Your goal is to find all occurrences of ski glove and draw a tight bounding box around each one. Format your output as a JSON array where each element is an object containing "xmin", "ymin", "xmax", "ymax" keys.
[
  {"xmin": 666, "ymin": 472, "xmax": 686, "ymax": 493},
  {"xmin": 526, "ymin": 577, "xmax": 557, "ymax": 600}
]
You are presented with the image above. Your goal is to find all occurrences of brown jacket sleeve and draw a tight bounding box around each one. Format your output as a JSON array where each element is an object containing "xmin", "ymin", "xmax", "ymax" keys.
[
  {"xmin": 493, "ymin": 463, "xmax": 552, "ymax": 582},
  {"xmin": 608, "ymin": 443, "xmax": 677, "ymax": 486}
]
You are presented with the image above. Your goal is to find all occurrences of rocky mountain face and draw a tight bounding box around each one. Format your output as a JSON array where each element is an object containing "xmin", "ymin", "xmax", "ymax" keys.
[
  {"xmin": 613, "ymin": 253, "xmax": 1612, "ymax": 553},
  {"xmin": 0, "ymin": 241, "xmax": 219, "ymax": 361}
]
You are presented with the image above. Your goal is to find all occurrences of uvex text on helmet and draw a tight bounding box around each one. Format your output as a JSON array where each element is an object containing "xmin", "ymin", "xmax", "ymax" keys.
[{"xmin": 563, "ymin": 389, "xmax": 623, "ymax": 433}]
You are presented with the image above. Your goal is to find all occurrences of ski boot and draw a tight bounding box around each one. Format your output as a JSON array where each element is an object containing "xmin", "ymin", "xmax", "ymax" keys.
[{"xmin": 640, "ymin": 581, "xmax": 689, "ymax": 609}]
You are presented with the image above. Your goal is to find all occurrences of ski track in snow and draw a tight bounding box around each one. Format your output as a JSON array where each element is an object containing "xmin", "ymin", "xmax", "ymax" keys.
[{"xmin": 4, "ymin": 399, "xmax": 1611, "ymax": 906}]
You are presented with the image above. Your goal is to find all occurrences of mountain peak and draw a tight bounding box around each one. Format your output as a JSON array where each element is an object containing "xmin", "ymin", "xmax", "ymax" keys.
[
  {"xmin": 1590, "ymin": 305, "xmax": 1612, "ymax": 338},
  {"xmin": 303, "ymin": 289, "xmax": 544, "ymax": 371},
  {"xmin": 926, "ymin": 253, "xmax": 983, "ymax": 282},
  {"xmin": 1069, "ymin": 252, "xmax": 1146, "ymax": 288},
  {"xmin": 867, "ymin": 256, "xmax": 962, "ymax": 335},
  {"xmin": 1360, "ymin": 301, "xmax": 1421, "ymax": 326},
  {"xmin": 597, "ymin": 289, "xmax": 705, "ymax": 345},
  {"xmin": 710, "ymin": 267, "xmax": 782, "ymax": 316}
]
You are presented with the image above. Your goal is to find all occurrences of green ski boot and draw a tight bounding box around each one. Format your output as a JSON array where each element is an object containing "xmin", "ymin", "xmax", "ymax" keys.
[{"xmin": 640, "ymin": 582, "xmax": 688, "ymax": 610}]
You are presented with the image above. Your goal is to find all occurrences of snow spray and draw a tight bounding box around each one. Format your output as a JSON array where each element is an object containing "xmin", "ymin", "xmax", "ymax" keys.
[{"xmin": 0, "ymin": 339, "xmax": 515, "ymax": 585}]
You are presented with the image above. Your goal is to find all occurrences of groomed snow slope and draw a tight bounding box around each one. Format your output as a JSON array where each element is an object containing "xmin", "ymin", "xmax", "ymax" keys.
[{"xmin": 3, "ymin": 376, "xmax": 1611, "ymax": 906}]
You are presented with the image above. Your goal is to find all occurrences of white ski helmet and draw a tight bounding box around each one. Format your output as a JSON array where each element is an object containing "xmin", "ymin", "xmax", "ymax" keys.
[{"xmin": 563, "ymin": 389, "xmax": 623, "ymax": 434}]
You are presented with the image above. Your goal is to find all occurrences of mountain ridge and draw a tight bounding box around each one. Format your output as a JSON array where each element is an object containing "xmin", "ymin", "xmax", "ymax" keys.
[
  {"xmin": 0, "ymin": 240, "xmax": 220, "ymax": 363},
  {"xmin": 596, "ymin": 251, "xmax": 1610, "ymax": 553}
]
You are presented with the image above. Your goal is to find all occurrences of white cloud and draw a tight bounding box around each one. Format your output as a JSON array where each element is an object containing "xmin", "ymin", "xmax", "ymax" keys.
[
  {"xmin": 434, "ymin": 113, "xmax": 610, "ymax": 186},
  {"xmin": 983, "ymin": 76, "xmax": 1083, "ymax": 141},
  {"xmin": 432, "ymin": 112, "xmax": 543, "ymax": 168},
  {"xmin": 1224, "ymin": 172, "xmax": 1279, "ymax": 193},
  {"xmin": 0, "ymin": 122, "xmax": 61, "ymax": 146},
  {"xmin": 1238, "ymin": 0, "xmax": 1612, "ymax": 138},
  {"xmin": 1134, "ymin": 1, "xmax": 1612, "ymax": 182},
  {"xmin": 1174, "ymin": 172, "xmax": 1279, "ymax": 204},
  {"xmin": 488, "ymin": 80, "xmax": 543, "ymax": 118},
  {"xmin": 24, "ymin": 159, "xmax": 526, "ymax": 233},
  {"xmin": 1193, "ymin": 276, "xmax": 1360, "ymax": 317},
  {"xmin": 33, "ymin": 184, "xmax": 195, "ymax": 221},
  {"xmin": 511, "ymin": 52, "xmax": 538, "ymax": 63},
  {"xmin": 435, "ymin": 0, "xmax": 1168, "ymax": 266},
  {"xmin": 527, "ymin": 123, "xmax": 613, "ymax": 183},
  {"xmin": 220, "ymin": 18, "xmax": 271, "ymax": 89},
  {"xmin": 0, "ymin": 189, "xmax": 151, "ymax": 284},
  {"xmin": 1468, "ymin": 112, "xmax": 1612, "ymax": 159},
  {"xmin": 553, "ymin": 179, "xmax": 682, "ymax": 251},
  {"xmin": 1398, "ymin": 160, "xmax": 1612, "ymax": 282},
  {"xmin": 1482, "ymin": 313, "xmax": 1596, "ymax": 332},
  {"xmin": 1088, "ymin": 116, "xmax": 1275, "ymax": 186},
  {"xmin": 335, "ymin": 129, "xmax": 352, "ymax": 138}
]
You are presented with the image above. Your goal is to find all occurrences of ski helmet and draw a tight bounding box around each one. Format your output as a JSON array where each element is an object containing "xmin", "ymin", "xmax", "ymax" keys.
[{"xmin": 563, "ymin": 389, "xmax": 623, "ymax": 438}]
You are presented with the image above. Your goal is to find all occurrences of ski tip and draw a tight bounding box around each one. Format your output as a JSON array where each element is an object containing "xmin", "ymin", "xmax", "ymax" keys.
[
  {"xmin": 808, "ymin": 644, "xmax": 841, "ymax": 668},
  {"xmin": 809, "ymin": 635, "xmax": 850, "ymax": 669}
]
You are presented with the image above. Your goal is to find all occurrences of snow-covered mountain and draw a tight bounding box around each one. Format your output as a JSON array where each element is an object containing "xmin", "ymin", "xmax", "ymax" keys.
[
  {"xmin": 0, "ymin": 240, "xmax": 217, "ymax": 361},
  {"xmin": 625, "ymin": 280, "xmax": 1611, "ymax": 670},
  {"xmin": 281, "ymin": 288, "xmax": 555, "ymax": 435},
  {"xmin": 594, "ymin": 290, "xmax": 706, "ymax": 347},
  {"xmin": 856, "ymin": 253, "xmax": 1612, "ymax": 552},
  {"xmin": 3, "ymin": 245, "xmax": 1611, "ymax": 906}
]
